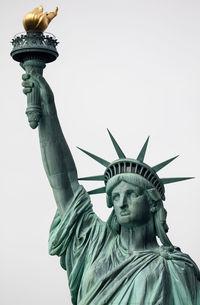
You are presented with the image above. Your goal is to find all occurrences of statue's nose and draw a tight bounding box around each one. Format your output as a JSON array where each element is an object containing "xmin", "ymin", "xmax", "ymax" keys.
[{"xmin": 119, "ymin": 194, "xmax": 128, "ymax": 208}]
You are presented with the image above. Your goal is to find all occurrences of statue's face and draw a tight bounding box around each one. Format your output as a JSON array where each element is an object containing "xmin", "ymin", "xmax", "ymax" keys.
[{"xmin": 112, "ymin": 181, "xmax": 150, "ymax": 227}]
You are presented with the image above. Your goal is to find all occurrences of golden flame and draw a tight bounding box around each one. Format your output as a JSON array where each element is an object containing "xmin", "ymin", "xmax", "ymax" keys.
[{"xmin": 23, "ymin": 5, "xmax": 58, "ymax": 32}]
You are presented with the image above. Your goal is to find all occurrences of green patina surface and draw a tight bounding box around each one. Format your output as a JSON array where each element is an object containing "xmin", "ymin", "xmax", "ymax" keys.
[
  {"xmin": 19, "ymin": 71, "xmax": 200, "ymax": 304},
  {"xmin": 10, "ymin": 29, "xmax": 200, "ymax": 304}
]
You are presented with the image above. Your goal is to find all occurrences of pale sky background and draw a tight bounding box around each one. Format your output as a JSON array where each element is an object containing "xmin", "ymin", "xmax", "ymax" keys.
[{"xmin": 1, "ymin": 0, "xmax": 200, "ymax": 304}]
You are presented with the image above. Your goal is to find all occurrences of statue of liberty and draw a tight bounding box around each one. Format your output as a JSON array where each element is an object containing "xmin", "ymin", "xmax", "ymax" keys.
[
  {"xmin": 21, "ymin": 69, "xmax": 200, "ymax": 305},
  {"xmin": 14, "ymin": 5, "xmax": 200, "ymax": 305}
]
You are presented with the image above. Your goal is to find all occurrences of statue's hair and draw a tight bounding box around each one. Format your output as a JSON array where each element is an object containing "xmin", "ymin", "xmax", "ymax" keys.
[{"xmin": 106, "ymin": 173, "xmax": 174, "ymax": 248}]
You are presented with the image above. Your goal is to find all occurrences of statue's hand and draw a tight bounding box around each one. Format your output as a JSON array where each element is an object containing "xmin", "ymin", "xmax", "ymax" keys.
[{"xmin": 22, "ymin": 72, "xmax": 56, "ymax": 117}]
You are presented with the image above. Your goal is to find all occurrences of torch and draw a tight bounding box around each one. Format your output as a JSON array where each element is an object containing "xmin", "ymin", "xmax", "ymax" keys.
[{"xmin": 10, "ymin": 6, "xmax": 59, "ymax": 129}]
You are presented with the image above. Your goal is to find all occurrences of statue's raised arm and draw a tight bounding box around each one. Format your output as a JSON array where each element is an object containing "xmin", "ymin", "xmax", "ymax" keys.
[{"xmin": 22, "ymin": 72, "xmax": 79, "ymax": 216}]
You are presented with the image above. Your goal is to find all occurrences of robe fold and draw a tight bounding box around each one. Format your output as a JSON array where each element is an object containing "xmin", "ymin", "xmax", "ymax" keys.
[{"xmin": 49, "ymin": 185, "xmax": 200, "ymax": 305}]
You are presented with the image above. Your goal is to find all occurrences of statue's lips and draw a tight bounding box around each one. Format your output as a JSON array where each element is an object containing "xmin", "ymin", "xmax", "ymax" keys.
[{"xmin": 120, "ymin": 211, "xmax": 130, "ymax": 216}]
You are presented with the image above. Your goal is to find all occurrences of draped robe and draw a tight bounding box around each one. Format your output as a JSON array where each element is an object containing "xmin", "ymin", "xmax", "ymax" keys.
[{"xmin": 49, "ymin": 186, "xmax": 200, "ymax": 305}]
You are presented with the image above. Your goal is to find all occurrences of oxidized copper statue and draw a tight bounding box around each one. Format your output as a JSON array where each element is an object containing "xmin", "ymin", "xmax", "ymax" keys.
[{"xmin": 11, "ymin": 6, "xmax": 200, "ymax": 305}]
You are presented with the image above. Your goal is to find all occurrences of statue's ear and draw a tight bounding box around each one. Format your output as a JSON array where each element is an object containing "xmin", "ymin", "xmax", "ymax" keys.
[{"xmin": 146, "ymin": 188, "xmax": 161, "ymax": 202}]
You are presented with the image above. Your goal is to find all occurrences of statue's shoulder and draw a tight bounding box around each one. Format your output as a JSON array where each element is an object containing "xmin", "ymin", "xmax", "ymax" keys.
[{"xmin": 158, "ymin": 246, "xmax": 200, "ymax": 280}]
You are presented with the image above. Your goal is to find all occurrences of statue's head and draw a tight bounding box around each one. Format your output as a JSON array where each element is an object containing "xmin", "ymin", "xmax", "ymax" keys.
[
  {"xmin": 106, "ymin": 172, "xmax": 167, "ymax": 231},
  {"xmin": 106, "ymin": 173, "xmax": 161, "ymax": 228},
  {"xmin": 109, "ymin": 179, "xmax": 151, "ymax": 227},
  {"xmin": 106, "ymin": 173, "xmax": 173, "ymax": 249},
  {"xmin": 78, "ymin": 130, "xmax": 193, "ymax": 246}
]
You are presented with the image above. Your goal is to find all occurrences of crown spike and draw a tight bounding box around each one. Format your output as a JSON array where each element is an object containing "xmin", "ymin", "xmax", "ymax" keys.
[
  {"xmin": 161, "ymin": 177, "xmax": 194, "ymax": 184},
  {"xmin": 152, "ymin": 155, "xmax": 179, "ymax": 172},
  {"xmin": 107, "ymin": 129, "xmax": 126, "ymax": 159},
  {"xmin": 77, "ymin": 147, "xmax": 110, "ymax": 167},
  {"xmin": 78, "ymin": 175, "xmax": 104, "ymax": 181},
  {"xmin": 88, "ymin": 187, "xmax": 106, "ymax": 195},
  {"xmin": 137, "ymin": 136, "xmax": 150, "ymax": 162}
]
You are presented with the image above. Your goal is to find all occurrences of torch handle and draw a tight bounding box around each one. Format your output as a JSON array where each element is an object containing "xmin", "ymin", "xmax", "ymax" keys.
[{"xmin": 21, "ymin": 59, "xmax": 46, "ymax": 129}]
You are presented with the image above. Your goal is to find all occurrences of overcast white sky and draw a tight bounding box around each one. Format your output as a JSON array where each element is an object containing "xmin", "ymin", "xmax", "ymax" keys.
[{"xmin": 1, "ymin": 1, "xmax": 200, "ymax": 304}]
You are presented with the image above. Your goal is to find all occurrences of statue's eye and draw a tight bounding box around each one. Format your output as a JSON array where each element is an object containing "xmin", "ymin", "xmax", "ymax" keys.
[{"xmin": 126, "ymin": 191, "xmax": 137, "ymax": 198}]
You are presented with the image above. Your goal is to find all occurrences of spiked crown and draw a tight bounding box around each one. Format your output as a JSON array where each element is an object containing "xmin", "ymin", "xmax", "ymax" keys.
[{"xmin": 78, "ymin": 130, "xmax": 193, "ymax": 200}]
